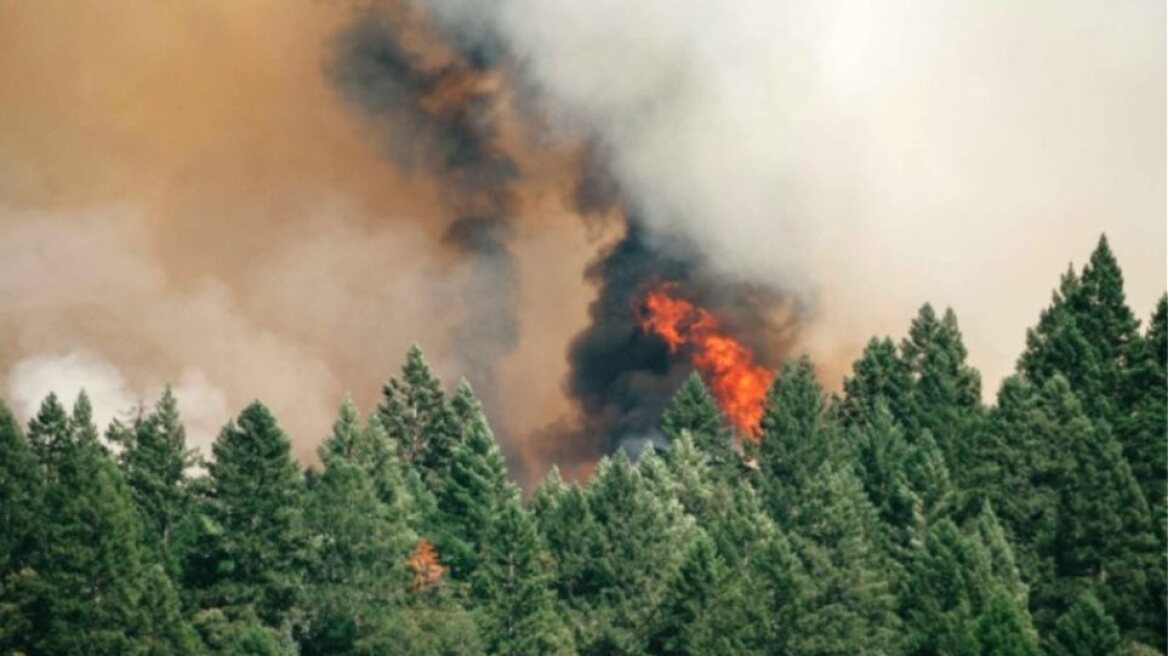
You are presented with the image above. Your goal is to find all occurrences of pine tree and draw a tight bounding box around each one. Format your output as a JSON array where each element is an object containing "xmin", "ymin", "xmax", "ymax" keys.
[
  {"xmin": 432, "ymin": 409, "xmax": 518, "ymax": 580},
  {"xmin": 0, "ymin": 398, "xmax": 42, "ymax": 653},
  {"xmin": 1018, "ymin": 236, "xmax": 1142, "ymax": 427},
  {"xmin": 1120, "ymin": 295, "xmax": 1167, "ymax": 530},
  {"xmin": 757, "ymin": 356, "xmax": 841, "ymax": 528},
  {"xmin": 189, "ymin": 401, "xmax": 305, "ymax": 629},
  {"xmin": 576, "ymin": 452, "xmax": 698, "ymax": 654},
  {"xmin": 785, "ymin": 463, "xmax": 900, "ymax": 655},
  {"xmin": 899, "ymin": 519, "xmax": 985, "ymax": 656},
  {"xmin": 301, "ymin": 400, "xmax": 417, "ymax": 654},
  {"xmin": 972, "ymin": 588, "xmax": 1040, "ymax": 656},
  {"xmin": 847, "ymin": 401, "xmax": 919, "ymax": 557},
  {"xmin": 1045, "ymin": 593, "xmax": 1126, "ymax": 656},
  {"xmin": 111, "ymin": 387, "xmax": 197, "ymax": 572},
  {"xmin": 841, "ymin": 336, "xmax": 916, "ymax": 430},
  {"xmin": 378, "ymin": 345, "xmax": 461, "ymax": 490},
  {"xmin": 646, "ymin": 532, "xmax": 753, "ymax": 655},
  {"xmin": 1047, "ymin": 376, "xmax": 1159, "ymax": 645},
  {"xmin": 529, "ymin": 467, "xmax": 604, "ymax": 604},
  {"xmin": 660, "ymin": 373, "xmax": 734, "ymax": 467},
  {"xmin": 471, "ymin": 501, "xmax": 573, "ymax": 655},
  {"xmin": 23, "ymin": 392, "xmax": 198, "ymax": 654},
  {"xmin": 0, "ymin": 398, "xmax": 38, "ymax": 578},
  {"xmin": 901, "ymin": 305, "xmax": 983, "ymax": 471}
]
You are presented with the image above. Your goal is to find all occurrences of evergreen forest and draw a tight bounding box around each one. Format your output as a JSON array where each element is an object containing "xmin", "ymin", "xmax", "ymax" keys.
[{"xmin": 1, "ymin": 236, "xmax": 1164, "ymax": 655}]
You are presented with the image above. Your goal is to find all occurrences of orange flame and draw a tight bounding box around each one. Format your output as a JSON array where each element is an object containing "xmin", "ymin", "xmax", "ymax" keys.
[{"xmin": 638, "ymin": 285, "xmax": 773, "ymax": 440}]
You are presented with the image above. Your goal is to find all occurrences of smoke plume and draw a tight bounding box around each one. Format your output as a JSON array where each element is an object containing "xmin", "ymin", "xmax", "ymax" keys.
[{"xmin": 0, "ymin": 1, "xmax": 1162, "ymax": 483}]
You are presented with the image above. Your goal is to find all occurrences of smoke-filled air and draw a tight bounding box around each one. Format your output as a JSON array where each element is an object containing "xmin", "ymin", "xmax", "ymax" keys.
[{"xmin": 0, "ymin": 1, "xmax": 1165, "ymax": 653}]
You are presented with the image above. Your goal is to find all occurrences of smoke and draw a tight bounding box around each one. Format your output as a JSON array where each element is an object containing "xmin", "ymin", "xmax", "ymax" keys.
[
  {"xmin": 427, "ymin": 0, "xmax": 1166, "ymax": 389},
  {"xmin": 330, "ymin": 5, "xmax": 522, "ymax": 434},
  {"xmin": 6, "ymin": 351, "xmax": 228, "ymax": 454}
]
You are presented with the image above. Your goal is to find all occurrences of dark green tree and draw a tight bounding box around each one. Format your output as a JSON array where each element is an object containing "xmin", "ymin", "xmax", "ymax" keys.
[
  {"xmin": 23, "ymin": 393, "xmax": 198, "ymax": 654},
  {"xmin": 187, "ymin": 401, "xmax": 305, "ymax": 630},
  {"xmin": 433, "ymin": 408, "xmax": 518, "ymax": 580},
  {"xmin": 576, "ymin": 452, "xmax": 698, "ymax": 654},
  {"xmin": 378, "ymin": 345, "xmax": 461, "ymax": 491},
  {"xmin": 1018, "ymin": 236, "xmax": 1141, "ymax": 427},
  {"xmin": 301, "ymin": 399, "xmax": 417, "ymax": 654},
  {"xmin": 660, "ymin": 373, "xmax": 735, "ymax": 467},
  {"xmin": 840, "ymin": 336, "xmax": 916, "ymax": 429},
  {"xmin": 109, "ymin": 387, "xmax": 197, "ymax": 572},
  {"xmin": 785, "ymin": 463, "xmax": 900, "ymax": 655},
  {"xmin": 757, "ymin": 356, "xmax": 842, "ymax": 528},
  {"xmin": 1119, "ymin": 295, "xmax": 1167, "ymax": 529},
  {"xmin": 901, "ymin": 305, "xmax": 983, "ymax": 470},
  {"xmin": 471, "ymin": 501, "xmax": 572, "ymax": 655},
  {"xmin": 0, "ymin": 398, "xmax": 39, "ymax": 579},
  {"xmin": 1045, "ymin": 593, "xmax": 1126, "ymax": 656}
]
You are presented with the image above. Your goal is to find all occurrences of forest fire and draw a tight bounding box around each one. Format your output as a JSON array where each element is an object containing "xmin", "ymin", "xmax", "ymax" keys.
[{"xmin": 638, "ymin": 284, "xmax": 773, "ymax": 440}]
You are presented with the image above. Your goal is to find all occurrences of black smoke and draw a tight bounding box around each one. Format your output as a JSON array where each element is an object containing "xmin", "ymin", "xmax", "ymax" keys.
[
  {"xmin": 330, "ymin": 7, "xmax": 519, "ymax": 438},
  {"xmin": 559, "ymin": 217, "xmax": 799, "ymax": 457}
]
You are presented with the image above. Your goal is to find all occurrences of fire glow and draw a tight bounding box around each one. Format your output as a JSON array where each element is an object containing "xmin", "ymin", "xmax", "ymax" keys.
[{"xmin": 638, "ymin": 285, "xmax": 773, "ymax": 440}]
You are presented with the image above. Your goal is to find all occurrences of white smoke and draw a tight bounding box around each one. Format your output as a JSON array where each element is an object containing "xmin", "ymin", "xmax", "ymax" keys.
[
  {"xmin": 5, "ymin": 351, "xmax": 228, "ymax": 454},
  {"xmin": 431, "ymin": 0, "xmax": 1166, "ymax": 388}
]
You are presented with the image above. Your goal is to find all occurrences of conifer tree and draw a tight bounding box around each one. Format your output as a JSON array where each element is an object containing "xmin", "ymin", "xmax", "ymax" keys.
[
  {"xmin": 1019, "ymin": 236, "xmax": 1141, "ymax": 427},
  {"xmin": 901, "ymin": 305, "xmax": 983, "ymax": 470},
  {"xmin": 577, "ymin": 452, "xmax": 698, "ymax": 654},
  {"xmin": 757, "ymin": 356, "xmax": 841, "ymax": 527},
  {"xmin": 1045, "ymin": 593, "xmax": 1126, "ymax": 656},
  {"xmin": 841, "ymin": 336, "xmax": 916, "ymax": 429},
  {"xmin": 110, "ymin": 387, "xmax": 197, "ymax": 571},
  {"xmin": 646, "ymin": 532, "xmax": 754, "ymax": 655},
  {"xmin": 378, "ymin": 345, "xmax": 461, "ymax": 489},
  {"xmin": 471, "ymin": 501, "xmax": 573, "ymax": 655},
  {"xmin": 785, "ymin": 463, "xmax": 900, "ymax": 655},
  {"xmin": 847, "ymin": 402, "xmax": 919, "ymax": 557},
  {"xmin": 301, "ymin": 400, "xmax": 417, "ymax": 654},
  {"xmin": 1048, "ymin": 377, "xmax": 1159, "ymax": 645},
  {"xmin": 433, "ymin": 409, "xmax": 518, "ymax": 580},
  {"xmin": 0, "ymin": 398, "xmax": 38, "ymax": 579},
  {"xmin": 1120, "ymin": 295, "xmax": 1168, "ymax": 529},
  {"xmin": 0, "ymin": 398, "xmax": 42, "ymax": 653},
  {"xmin": 24, "ymin": 393, "xmax": 198, "ymax": 654},
  {"xmin": 660, "ymin": 373, "xmax": 734, "ymax": 467},
  {"xmin": 529, "ymin": 467, "xmax": 604, "ymax": 604},
  {"xmin": 188, "ymin": 401, "xmax": 305, "ymax": 630},
  {"xmin": 972, "ymin": 588, "xmax": 1040, "ymax": 656}
]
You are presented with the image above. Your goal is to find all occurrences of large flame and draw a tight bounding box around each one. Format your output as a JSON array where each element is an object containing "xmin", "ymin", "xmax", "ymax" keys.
[{"xmin": 638, "ymin": 284, "xmax": 773, "ymax": 440}]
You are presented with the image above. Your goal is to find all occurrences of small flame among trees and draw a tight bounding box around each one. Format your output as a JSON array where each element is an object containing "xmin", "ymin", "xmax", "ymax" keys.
[
  {"xmin": 409, "ymin": 539, "xmax": 446, "ymax": 590},
  {"xmin": 639, "ymin": 284, "xmax": 773, "ymax": 440}
]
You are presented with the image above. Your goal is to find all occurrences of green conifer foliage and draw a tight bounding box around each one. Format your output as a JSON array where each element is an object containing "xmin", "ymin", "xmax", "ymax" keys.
[
  {"xmin": 378, "ymin": 345, "xmax": 461, "ymax": 490},
  {"xmin": 1045, "ymin": 594, "xmax": 1126, "ymax": 656},
  {"xmin": 786, "ymin": 463, "xmax": 900, "ymax": 655},
  {"xmin": 757, "ymin": 356, "xmax": 840, "ymax": 527},
  {"xmin": 660, "ymin": 373, "xmax": 735, "ymax": 466},
  {"xmin": 24, "ymin": 393, "xmax": 197, "ymax": 654},
  {"xmin": 472, "ymin": 501, "xmax": 573, "ymax": 655},
  {"xmin": 192, "ymin": 401, "xmax": 306, "ymax": 629},
  {"xmin": 112, "ymin": 387, "xmax": 197, "ymax": 571},
  {"xmin": 301, "ymin": 400, "xmax": 417, "ymax": 654},
  {"xmin": 433, "ymin": 408, "xmax": 518, "ymax": 580},
  {"xmin": 576, "ymin": 452, "xmax": 697, "ymax": 654},
  {"xmin": 841, "ymin": 336, "xmax": 917, "ymax": 429}
]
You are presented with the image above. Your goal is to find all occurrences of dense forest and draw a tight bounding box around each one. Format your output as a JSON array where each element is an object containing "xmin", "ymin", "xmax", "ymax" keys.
[{"xmin": 0, "ymin": 236, "xmax": 1164, "ymax": 655}]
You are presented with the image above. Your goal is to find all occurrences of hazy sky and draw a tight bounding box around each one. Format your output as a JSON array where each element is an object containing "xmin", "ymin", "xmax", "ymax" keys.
[{"xmin": 0, "ymin": 0, "xmax": 1163, "ymax": 478}]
